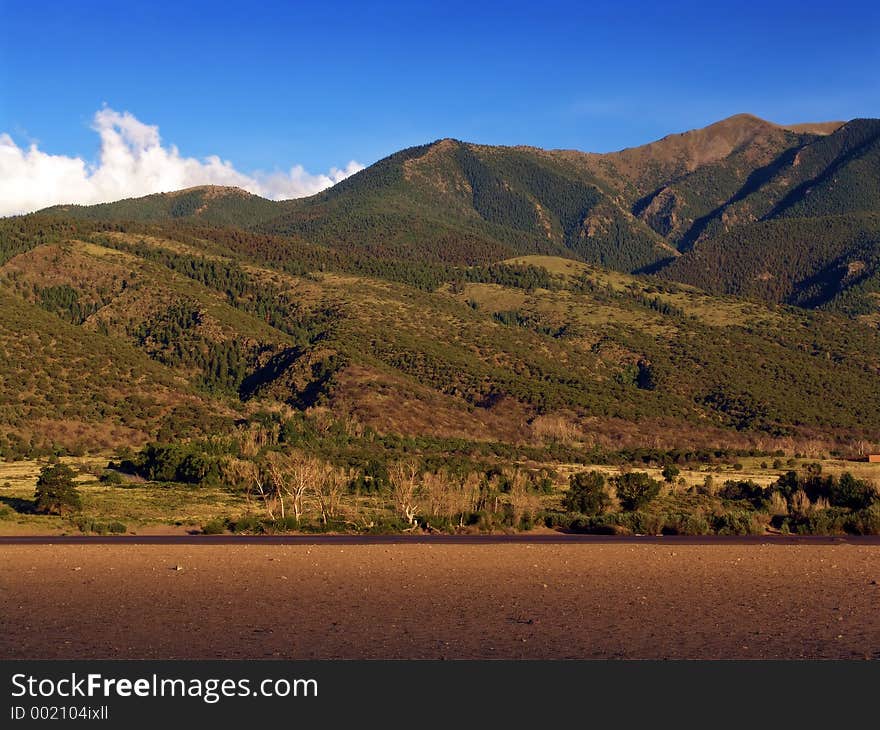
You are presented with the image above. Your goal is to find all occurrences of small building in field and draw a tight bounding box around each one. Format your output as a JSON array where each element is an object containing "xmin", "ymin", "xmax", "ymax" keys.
[{"xmin": 868, "ymin": 455, "xmax": 880, "ymax": 463}]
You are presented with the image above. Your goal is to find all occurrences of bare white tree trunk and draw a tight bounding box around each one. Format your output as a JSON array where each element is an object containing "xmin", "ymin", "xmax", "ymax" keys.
[
  {"xmin": 266, "ymin": 457, "xmax": 288, "ymax": 520},
  {"xmin": 389, "ymin": 460, "xmax": 421, "ymax": 528},
  {"xmin": 227, "ymin": 459, "xmax": 276, "ymax": 520}
]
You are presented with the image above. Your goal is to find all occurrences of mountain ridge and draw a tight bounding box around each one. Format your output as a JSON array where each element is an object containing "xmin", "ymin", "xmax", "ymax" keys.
[{"xmin": 33, "ymin": 113, "xmax": 880, "ymax": 317}]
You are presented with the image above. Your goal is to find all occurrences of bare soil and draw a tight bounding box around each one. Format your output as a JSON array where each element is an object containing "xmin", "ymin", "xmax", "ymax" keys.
[{"xmin": 1, "ymin": 544, "xmax": 878, "ymax": 659}]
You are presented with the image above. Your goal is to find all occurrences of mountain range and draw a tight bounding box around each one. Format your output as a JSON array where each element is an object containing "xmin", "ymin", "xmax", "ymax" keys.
[{"xmin": 3, "ymin": 113, "xmax": 879, "ymax": 459}]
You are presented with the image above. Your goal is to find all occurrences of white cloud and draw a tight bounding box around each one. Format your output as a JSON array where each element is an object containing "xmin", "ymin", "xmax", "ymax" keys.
[{"xmin": 0, "ymin": 108, "xmax": 364, "ymax": 216}]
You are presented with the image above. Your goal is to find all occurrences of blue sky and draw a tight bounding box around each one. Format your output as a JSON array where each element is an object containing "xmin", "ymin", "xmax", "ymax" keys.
[{"xmin": 0, "ymin": 0, "xmax": 877, "ymax": 212}]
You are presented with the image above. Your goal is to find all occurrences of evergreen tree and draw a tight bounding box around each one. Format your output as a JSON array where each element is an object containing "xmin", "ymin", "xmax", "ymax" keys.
[
  {"xmin": 612, "ymin": 472, "xmax": 661, "ymax": 511},
  {"xmin": 34, "ymin": 464, "xmax": 82, "ymax": 515},
  {"xmin": 563, "ymin": 471, "xmax": 611, "ymax": 515}
]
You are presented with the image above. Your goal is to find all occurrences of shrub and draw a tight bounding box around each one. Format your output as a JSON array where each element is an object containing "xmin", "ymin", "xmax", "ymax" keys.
[
  {"xmin": 773, "ymin": 471, "xmax": 801, "ymax": 500},
  {"xmin": 500, "ymin": 502, "xmax": 518, "ymax": 527},
  {"xmin": 34, "ymin": 464, "xmax": 81, "ymax": 515},
  {"xmin": 786, "ymin": 508, "xmax": 849, "ymax": 535},
  {"xmin": 228, "ymin": 514, "xmax": 265, "ymax": 534},
  {"xmin": 768, "ymin": 491, "xmax": 789, "ymax": 516},
  {"xmin": 612, "ymin": 472, "xmax": 661, "ymax": 511},
  {"xmin": 624, "ymin": 510, "xmax": 666, "ymax": 535},
  {"xmin": 567, "ymin": 513, "xmax": 620, "ymax": 535},
  {"xmin": 271, "ymin": 515, "xmax": 303, "ymax": 532},
  {"xmin": 99, "ymin": 469, "xmax": 125, "ymax": 485},
  {"xmin": 718, "ymin": 480, "xmax": 769, "ymax": 509},
  {"xmin": 131, "ymin": 442, "xmax": 223, "ymax": 485},
  {"xmin": 348, "ymin": 459, "xmax": 389, "ymax": 494},
  {"xmin": 661, "ymin": 463, "xmax": 680, "ymax": 482},
  {"xmin": 365, "ymin": 516, "xmax": 413, "ymax": 533},
  {"xmin": 71, "ymin": 518, "xmax": 127, "ymax": 534},
  {"xmin": 543, "ymin": 512, "xmax": 574, "ymax": 529},
  {"xmin": 831, "ymin": 473, "xmax": 876, "ymax": 511},
  {"xmin": 202, "ymin": 517, "xmax": 228, "ymax": 535},
  {"xmin": 420, "ymin": 514, "xmax": 459, "ymax": 533},
  {"xmin": 710, "ymin": 510, "xmax": 763, "ymax": 535},
  {"xmin": 846, "ymin": 508, "xmax": 880, "ymax": 535},
  {"xmin": 682, "ymin": 513, "xmax": 711, "ymax": 535},
  {"xmin": 698, "ymin": 474, "xmax": 716, "ymax": 496},
  {"xmin": 563, "ymin": 471, "xmax": 611, "ymax": 515},
  {"xmin": 773, "ymin": 470, "xmax": 876, "ymax": 511},
  {"xmin": 536, "ymin": 477, "xmax": 555, "ymax": 494},
  {"xmin": 135, "ymin": 443, "xmax": 186, "ymax": 481},
  {"xmin": 474, "ymin": 511, "xmax": 500, "ymax": 532},
  {"xmin": 176, "ymin": 453, "xmax": 222, "ymax": 485}
]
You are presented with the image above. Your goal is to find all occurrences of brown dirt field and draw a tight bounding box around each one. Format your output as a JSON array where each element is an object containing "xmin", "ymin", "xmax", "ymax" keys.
[{"xmin": 1, "ymin": 544, "xmax": 879, "ymax": 660}]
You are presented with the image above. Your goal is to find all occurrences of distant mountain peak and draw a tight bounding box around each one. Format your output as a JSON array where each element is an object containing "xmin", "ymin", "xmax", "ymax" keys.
[
  {"xmin": 776, "ymin": 120, "xmax": 845, "ymax": 135},
  {"xmin": 163, "ymin": 185, "xmax": 255, "ymax": 198},
  {"xmin": 706, "ymin": 113, "xmax": 844, "ymax": 137},
  {"xmin": 31, "ymin": 113, "xmax": 878, "ymax": 308}
]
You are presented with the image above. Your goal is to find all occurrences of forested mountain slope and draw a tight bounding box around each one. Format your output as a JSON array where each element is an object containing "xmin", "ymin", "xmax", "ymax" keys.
[
  {"xmin": 40, "ymin": 115, "xmax": 880, "ymax": 315},
  {"xmin": 3, "ymin": 213, "xmax": 880, "ymax": 458},
  {"xmin": 7, "ymin": 113, "xmax": 879, "ymax": 458}
]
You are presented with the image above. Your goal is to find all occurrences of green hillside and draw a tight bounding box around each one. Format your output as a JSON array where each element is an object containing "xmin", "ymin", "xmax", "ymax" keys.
[
  {"xmin": 4, "ymin": 215, "xmax": 880, "ymax": 461},
  {"xmin": 659, "ymin": 214, "xmax": 880, "ymax": 305},
  {"xmin": 182, "ymin": 138, "xmax": 671, "ymax": 272},
  {"xmin": 36, "ymin": 114, "xmax": 880, "ymax": 313},
  {"xmin": 736, "ymin": 119, "xmax": 880, "ymax": 223},
  {"xmin": 42, "ymin": 139, "xmax": 678, "ymax": 272},
  {"xmin": 9, "ymin": 112, "xmax": 880, "ymax": 462},
  {"xmin": 0, "ymin": 288, "xmax": 231, "ymax": 458},
  {"xmin": 44, "ymin": 185, "xmax": 283, "ymax": 228}
]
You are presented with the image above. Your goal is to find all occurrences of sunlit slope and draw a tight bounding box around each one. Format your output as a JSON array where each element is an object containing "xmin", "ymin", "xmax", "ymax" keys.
[
  {"xmin": 34, "ymin": 116, "xmax": 880, "ymax": 306},
  {"xmin": 0, "ymin": 289, "xmax": 229, "ymax": 455},
  {"xmin": 5, "ymin": 218, "xmax": 880, "ymax": 452},
  {"xmin": 61, "ymin": 232, "xmax": 880, "ymax": 441}
]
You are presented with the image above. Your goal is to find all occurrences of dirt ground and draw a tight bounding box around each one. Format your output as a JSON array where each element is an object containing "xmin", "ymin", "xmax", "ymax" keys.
[{"xmin": 1, "ymin": 543, "xmax": 879, "ymax": 659}]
